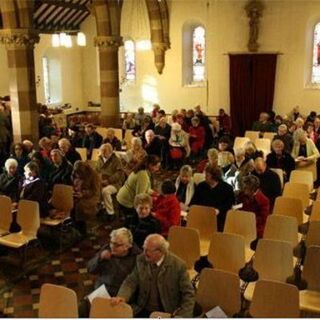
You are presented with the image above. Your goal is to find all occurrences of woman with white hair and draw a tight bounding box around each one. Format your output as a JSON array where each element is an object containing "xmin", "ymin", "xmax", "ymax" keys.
[
  {"xmin": 0, "ymin": 158, "xmax": 20, "ymax": 202},
  {"xmin": 175, "ymin": 165, "xmax": 195, "ymax": 211},
  {"xmin": 124, "ymin": 137, "xmax": 147, "ymax": 175}
]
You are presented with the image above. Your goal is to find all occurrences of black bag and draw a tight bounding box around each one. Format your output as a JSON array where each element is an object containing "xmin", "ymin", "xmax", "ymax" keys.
[
  {"xmin": 239, "ymin": 261, "xmax": 259, "ymax": 283},
  {"xmin": 194, "ymin": 256, "xmax": 213, "ymax": 273},
  {"xmin": 286, "ymin": 265, "xmax": 308, "ymax": 290}
]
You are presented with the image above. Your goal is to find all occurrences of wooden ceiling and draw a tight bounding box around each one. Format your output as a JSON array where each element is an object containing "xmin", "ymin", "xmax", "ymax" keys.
[{"xmin": 34, "ymin": 0, "xmax": 91, "ymax": 34}]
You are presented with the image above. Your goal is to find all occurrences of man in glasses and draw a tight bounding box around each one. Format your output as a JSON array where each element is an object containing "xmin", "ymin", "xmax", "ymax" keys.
[{"xmin": 111, "ymin": 234, "xmax": 195, "ymax": 317}]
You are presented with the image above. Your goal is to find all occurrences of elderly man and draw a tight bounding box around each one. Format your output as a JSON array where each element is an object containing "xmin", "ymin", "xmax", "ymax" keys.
[
  {"xmin": 144, "ymin": 129, "xmax": 162, "ymax": 158},
  {"xmin": 252, "ymin": 112, "xmax": 274, "ymax": 133},
  {"xmin": 103, "ymin": 128, "xmax": 122, "ymax": 151},
  {"xmin": 274, "ymin": 123, "xmax": 294, "ymax": 153},
  {"xmin": 96, "ymin": 143, "xmax": 125, "ymax": 219},
  {"xmin": 111, "ymin": 234, "xmax": 195, "ymax": 318},
  {"xmin": 82, "ymin": 124, "xmax": 103, "ymax": 159},
  {"xmin": 58, "ymin": 138, "xmax": 81, "ymax": 165}
]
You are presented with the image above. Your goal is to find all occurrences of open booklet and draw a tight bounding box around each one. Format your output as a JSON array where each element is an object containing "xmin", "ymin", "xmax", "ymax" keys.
[
  {"xmin": 87, "ymin": 284, "xmax": 111, "ymax": 304},
  {"xmin": 205, "ymin": 306, "xmax": 227, "ymax": 318}
]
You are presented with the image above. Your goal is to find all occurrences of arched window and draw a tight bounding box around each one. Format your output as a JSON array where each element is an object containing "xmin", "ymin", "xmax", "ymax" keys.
[
  {"xmin": 192, "ymin": 26, "xmax": 206, "ymax": 82},
  {"xmin": 311, "ymin": 22, "xmax": 320, "ymax": 84},
  {"xmin": 124, "ymin": 40, "xmax": 136, "ymax": 81}
]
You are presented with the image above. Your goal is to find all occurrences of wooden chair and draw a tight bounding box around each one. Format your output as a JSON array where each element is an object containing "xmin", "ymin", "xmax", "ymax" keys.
[
  {"xmin": 263, "ymin": 214, "xmax": 299, "ymax": 248},
  {"xmin": 254, "ymin": 138, "xmax": 271, "ymax": 156},
  {"xmin": 187, "ymin": 205, "xmax": 217, "ymax": 255},
  {"xmin": 270, "ymin": 168, "xmax": 284, "ymax": 190},
  {"xmin": 310, "ymin": 200, "xmax": 320, "ymax": 222},
  {"xmin": 299, "ymin": 245, "xmax": 320, "ymax": 313},
  {"xmin": 207, "ymin": 232, "xmax": 245, "ymax": 274},
  {"xmin": 193, "ymin": 173, "xmax": 205, "ymax": 185},
  {"xmin": 196, "ymin": 268, "xmax": 241, "ymax": 317},
  {"xmin": 149, "ymin": 312, "xmax": 171, "ymax": 318},
  {"xmin": 0, "ymin": 195, "xmax": 12, "ymax": 236},
  {"xmin": 305, "ymin": 221, "xmax": 320, "ymax": 247},
  {"xmin": 38, "ymin": 283, "xmax": 78, "ymax": 318},
  {"xmin": 250, "ymin": 280, "xmax": 300, "ymax": 318},
  {"xmin": 124, "ymin": 129, "xmax": 134, "ymax": 149},
  {"xmin": 263, "ymin": 132, "xmax": 277, "ymax": 141},
  {"xmin": 316, "ymin": 187, "xmax": 320, "ymax": 201},
  {"xmin": 233, "ymin": 137, "xmax": 250, "ymax": 150},
  {"xmin": 283, "ymin": 182, "xmax": 311, "ymax": 210},
  {"xmin": 224, "ymin": 210, "xmax": 256, "ymax": 261},
  {"xmin": 90, "ymin": 297, "xmax": 133, "ymax": 318},
  {"xmin": 75, "ymin": 147, "xmax": 87, "ymax": 161},
  {"xmin": 296, "ymin": 161, "xmax": 317, "ymax": 182},
  {"xmin": 0, "ymin": 200, "xmax": 40, "ymax": 249},
  {"xmin": 290, "ymin": 170, "xmax": 314, "ymax": 192},
  {"xmin": 91, "ymin": 148, "xmax": 100, "ymax": 162},
  {"xmin": 244, "ymin": 239, "xmax": 293, "ymax": 302},
  {"xmin": 273, "ymin": 196, "xmax": 306, "ymax": 226},
  {"xmin": 245, "ymin": 131, "xmax": 260, "ymax": 142},
  {"xmin": 168, "ymin": 226, "xmax": 200, "ymax": 279}
]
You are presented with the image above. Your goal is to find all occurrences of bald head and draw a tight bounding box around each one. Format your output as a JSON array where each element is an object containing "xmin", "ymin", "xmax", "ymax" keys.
[
  {"xmin": 143, "ymin": 234, "xmax": 169, "ymax": 263},
  {"xmin": 254, "ymin": 157, "xmax": 267, "ymax": 174}
]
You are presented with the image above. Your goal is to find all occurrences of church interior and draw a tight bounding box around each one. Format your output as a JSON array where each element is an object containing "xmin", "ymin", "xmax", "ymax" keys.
[{"xmin": 0, "ymin": 0, "xmax": 320, "ymax": 318}]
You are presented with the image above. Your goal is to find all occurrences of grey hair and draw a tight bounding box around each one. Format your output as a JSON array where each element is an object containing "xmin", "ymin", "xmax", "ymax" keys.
[
  {"xmin": 58, "ymin": 138, "xmax": 71, "ymax": 147},
  {"xmin": 278, "ymin": 124, "xmax": 288, "ymax": 131},
  {"xmin": 100, "ymin": 143, "xmax": 113, "ymax": 152},
  {"xmin": 131, "ymin": 137, "xmax": 143, "ymax": 146},
  {"xmin": 134, "ymin": 193, "xmax": 153, "ymax": 208},
  {"xmin": 294, "ymin": 128, "xmax": 307, "ymax": 142},
  {"xmin": 145, "ymin": 234, "xmax": 170, "ymax": 254},
  {"xmin": 179, "ymin": 165, "xmax": 193, "ymax": 177},
  {"xmin": 110, "ymin": 227, "xmax": 133, "ymax": 247},
  {"xmin": 5, "ymin": 158, "xmax": 18, "ymax": 171}
]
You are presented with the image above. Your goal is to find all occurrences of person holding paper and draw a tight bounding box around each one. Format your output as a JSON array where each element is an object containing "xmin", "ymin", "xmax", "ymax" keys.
[{"xmin": 110, "ymin": 234, "xmax": 195, "ymax": 317}]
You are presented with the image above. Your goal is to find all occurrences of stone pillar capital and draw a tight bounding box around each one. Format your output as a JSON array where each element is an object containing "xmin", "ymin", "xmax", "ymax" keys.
[
  {"xmin": 94, "ymin": 36, "xmax": 123, "ymax": 49},
  {"xmin": 0, "ymin": 29, "xmax": 40, "ymax": 49}
]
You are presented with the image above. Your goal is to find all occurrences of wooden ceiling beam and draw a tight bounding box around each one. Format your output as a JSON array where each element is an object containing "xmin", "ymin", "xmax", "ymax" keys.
[{"xmin": 38, "ymin": 0, "xmax": 88, "ymax": 12}]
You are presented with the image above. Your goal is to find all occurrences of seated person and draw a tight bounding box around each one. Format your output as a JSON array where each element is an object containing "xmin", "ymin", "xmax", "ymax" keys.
[
  {"xmin": 111, "ymin": 234, "xmax": 195, "ymax": 318},
  {"xmin": 124, "ymin": 137, "xmax": 147, "ymax": 176},
  {"xmin": 190, "ymin": 164, "xmax": 235, "ymax": 232},
  {"xmin": 244, "ymin": 141, "xmax": 263, "ymax": 160},
  {"xmin": 122, "ymin": 113, "xmax": 136, "ymax": 130},
  {"xmin": 82, "ymin": 124, "xmax": 103, "ymax": 160},
  {"xmin": 58, "ymin": 138, "xmax": 81, "ymax": 165},
  {"xmin": 96, "ymin": 143, "xmax": 125, "ymax": 219},
  {"xmin": 266, "ymin": 139, "xmax": 295, "ymax": 181},
  {"xmin": 38, "ymin": 136, "xmax": 53, "ymax": 160},
  {"xmin": 252, "ymin": 157, "xmax": 282, "ymax": 209},
  {"xmin": 80, "ymin": 228, "xmax": 141, "ymax": 317},
  {"xmin": 10, "ymin": 142, "xmax": 30, "ymax": 177},
  {"xmin": 217, "ymin": 135, "xmax": 234, "ymax": 153},
  {"xmin": 144, "ymin": 130, "xmax": 162, "ymax": 158},
  {"xmin": 188, "ymin": 116, "xmax": 205, "ymax": 161},
  {"xmin": 175, "ymin": 165, "xmax": 195, "ymax": 212},
  {"xmin": 132, "ymin": 194, "xmax": 161, "ymax": 248},
  {"xmin": 153, "ymin": 180, "xmax": 181, "ymax": 237},
  {"xmin": 197, "ymin": 148, "xmax": 219, "ymax": 173},
  {"xmin": 237, "ymin": 175, "xmax": 270, "ymax": 238},
  {"xmin": 30, "ymin": 151, "xmax": 54, "ymax": 183},
  {"xmin": 0, "ymin": 158, "xmax": 20, "ymax": 202},
  {"xmin": 103, "ymin": 128, "xmax": 122, "ymax": 151},
  {"xmin": 218, "ymin": 151, "xmax": 238, "ymax": 188},
  {"xmin": 20, "ymin": 161, "xmax": 49, "ymax": 217},
  {"xmin": 274, "ymin": 124, "xmax": 293, "ymax": 154}
]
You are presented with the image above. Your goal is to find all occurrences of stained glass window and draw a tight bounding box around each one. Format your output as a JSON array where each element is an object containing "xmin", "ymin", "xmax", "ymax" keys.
[
  {"xmin": 312, "ymin": 23, "xmax": 320, "ymax": 84},
  {"xmin": 124, "ymin": 40, "xmax": 136, "ymax": 81},
  {"xmin": 192, "ymin": 26, "xmax": 205, "ymax": 82}
]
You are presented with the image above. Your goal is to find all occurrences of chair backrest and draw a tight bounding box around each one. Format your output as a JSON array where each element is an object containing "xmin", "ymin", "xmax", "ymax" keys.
[
  {"xmin": 108, "ymin": 128, "xmax": 123, "ymax": 142},
  {"xmin": 91, "ymin": 148, "xmax": 100, "ymax": 161},
  {"xmin": 245, "ymin": 131, "xmax": 260, "ymax": 142},
  {"xmin": 233, "ymin": 137, "xmax": 250, "ymax": 150},
  {"xmin": 124, "ymin": 130, "xmax": 134, "ymax": 149},
  {"xmin": 310, "ymin": 200, "xmax": 320, "ymax": 222},
  {"xmin": 193, "ymin": 173, "xmax": 205, "ymax": 185},
  {"xmin": 273, "ymin": 196, "xmax": 304, "ymax": 225},
  {"xmin": 95, "ymin": 127, "xmax": 108, "ymax": 140},
  {"xmin": 283, "ymin": 182, "xmax": 310, "ymax": 209},
  {"xmin": 75, "ymin": 147, "xmax": 87, "ymax": 161},
  {"xmin": 254, "ymin": 138, "xmax": 271, "ymax": 155},
  {"xmin": 254, "ymin": 239, "xmax": 293, "ymax": 282},
  {"xmin": 290, "ymin": 170, "xmax": 313, "ymax": 192},
  {"xmin": 263, "ymin": 132, "xmax": 276, "ymax": 141},
  {"xmin": 51, "ymin": 184, "xmax": 74, "ymax": 213},
  {"xmin": 224, "ymin": 210, "xmax": 257, "ymax": 248},
  {"xmin": 301, "ymin": 245, "xmax": 320, "ymax": 291},
  {"xmin": 296, "ymin": 162, "xmax": 317, "ymax": 182},
  {"xmin": 17, "ymin": 200, "xmax": 40, "ymax": 237},
  {"xmin": 306, "ymin": 221, "xmax": 320, "ymax": 247},
  {"xmin": 270, "ymin": 168, "xmax": 284, "ymax": 190},
  {"xmin": 90, "ymin": 297, "xmax": 133, "ymax": 318},
  {"xmin": 263, "ymin": 214, "xmax": 298, "ymax": 247},
  {"xmin": 208, "ymin": 232, "xmax": 245, "ymax": 274},
  {"xmin": 0, "ymin": 195, "xmax": 12, "ymax": 232},
  {"xmin": 196, "ymin": 268, "xmax": 241, "ymax": 317},
  {"xmin": 149, "ymin": 311, "xmax": 171, "ymax": 318},
  {"xmin": 38, "ymin": 283, "xmax": 78, "ymax": 318},
  {"xmin": 168, "ymin": 226, "xmax": 200, "ymax": 269},
  {"xmin": 316, "ymin": 187, "xmax": 320, "ymax": 202},
  {"xmin": 187, "ymin": 205, "xmax": 217, "ymax": 242},
  {"xmin": 250, "ymin": 280, "xmax": 300, "ymax": 318}
]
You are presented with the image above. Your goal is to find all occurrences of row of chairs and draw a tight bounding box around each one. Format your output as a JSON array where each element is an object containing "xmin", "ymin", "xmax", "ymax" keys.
[{"xmin": 245, "ymin": 130, "xmax": 276, "ymax": 142}]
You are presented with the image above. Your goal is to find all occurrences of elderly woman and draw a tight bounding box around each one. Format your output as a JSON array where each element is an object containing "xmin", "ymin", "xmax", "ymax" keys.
[
  {"xmin": 244, "ymin": 140, "xmax": 263, "ymax": 160},
  {"xmin": 175, "ymin": 165, "xmax": 195, "ymax": 212},
  {"xmin": 0, "ymin": 158, "xmax": 20, "ymax": 202},
  {"xmin": 291, "ymin": 128, "xmax": 320, "ymax": 167},
  {"xmin": 218, "ymin": 151, "xmax": 238, "ymax": 188},
  {"xmin": 38, "ymin": 137, "xmax": 52, "ymax": 160},
  {"xmin": 10, "ymin": 142, "xmax": 29, "ymax": 177},
  {"xmin": 72, "ymin": 161, "xmax": 101, "ymax": 236},
  {"xmin": 237, "ymin": 175, "xmax": 270, "ymax": 238},
  {"xmin": 124, "ymin": 137, "xmax": 147, "ymax": 175},
  {"xmin": 58, "ymin": 138, "xmax": 81, "ymax": 165},
  {"xmin": 266, "ymin": 139, "xmax": 295, "ymax": 181},
  {"xmin": 79, "ymin": 228, "xmax": 141, "ymax": 317},
  {"xmin": 117, "ymin": 155, "xmax": 161, "ymax": 229},
  {"xmin": 104, "ymin": 128, "xmax": 122, "ymax": 151},
  {"xmin": 196, "ymin": 147, "xmax": 219, "ymax": 173}
]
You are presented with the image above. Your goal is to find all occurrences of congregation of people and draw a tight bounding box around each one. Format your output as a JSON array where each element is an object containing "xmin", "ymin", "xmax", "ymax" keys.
[{"xmin": 1, "ymin": 95, "xmax": 320, "ymax": 317}]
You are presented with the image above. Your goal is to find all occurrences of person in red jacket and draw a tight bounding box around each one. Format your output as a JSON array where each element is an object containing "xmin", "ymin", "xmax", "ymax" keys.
[
  {"xmin": 237, "ymin": 175, "xmax": 270, "ymax": 238},
  {"xmin": 153, "ymin": 179, "xmax": 181, "ymax": 237},
  {"xmin": 189, "ymin": 116, "xmax": 205, "ymax": 162}
]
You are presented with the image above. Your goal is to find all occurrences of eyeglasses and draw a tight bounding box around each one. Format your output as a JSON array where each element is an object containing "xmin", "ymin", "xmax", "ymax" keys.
[{"xmin": 143, "ymin": 247, "xmax": 160, "ymax": 254}]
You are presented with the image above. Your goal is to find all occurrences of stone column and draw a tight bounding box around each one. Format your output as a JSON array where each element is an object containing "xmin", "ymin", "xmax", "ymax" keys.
[
  {"xmin": 0, "ymin": 28, "xmax": 39, "ymax": 142},
  {"xmin": 94, "ymin": 35, "xmax": 122, "ymax": 127}
]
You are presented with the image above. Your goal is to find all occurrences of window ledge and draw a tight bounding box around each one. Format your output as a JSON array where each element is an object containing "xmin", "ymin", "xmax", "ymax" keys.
[
  {"xmin": 305, "ymin": 82, "xmax": 320, "ymax": 89},
  {"xmin": 183, "ymin": 82, "xmax": 207, "ymax": 88}
]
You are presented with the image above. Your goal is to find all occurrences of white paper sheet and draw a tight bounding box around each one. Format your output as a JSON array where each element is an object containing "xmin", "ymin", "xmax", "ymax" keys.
[
  {"xmin": 87, "ymin": 284, "xmax": 111, "ymax": 304},
  {"xmin": 205, "ymin": 306, "xmax": 228, "ymax": 318}
]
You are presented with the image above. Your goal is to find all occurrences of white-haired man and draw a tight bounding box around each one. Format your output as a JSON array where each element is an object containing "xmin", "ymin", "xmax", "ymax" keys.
[{"xmin": 111, "ymin": 234, "xmax": 195, "ymax": 317}]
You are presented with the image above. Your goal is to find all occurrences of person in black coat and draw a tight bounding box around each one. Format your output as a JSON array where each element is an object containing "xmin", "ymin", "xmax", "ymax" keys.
[
  {"xmin": 144, "ymin": 130, "xmax": 163, "ymax": 158},
  {"xmin": 190, "ymin": 164, "xmax": 235, "ymax": 232},
  {"xmin": 82, "ymin": 124, "xmax": 103, "ymax": 159},
  {"xmin": 266, "ymin": 139, "xmax": 295, "ymax": 181},
  {"xmin": 0, "ymin": 158, "xmax": 20, "ymax": 202},
  {"xmin": 274, "ymin": 124, "xmax": 294, "ymax": 154},
  {"xmin": 132, "ymin": 193, "xmax": 161, "ymax": 248},
  {"xmin": 20, "ymin": 161, "xmax": 49, "ymax": 217},
  {"xmin": 10, "ymin": 143, "xmax": 30, "ymax": 177},
  {"xmin": 103, "ymin": 128, "xmax": 122, "ymax": 151},
  {"xmin": 253, "ymin": 157, "xmax": 282, "ymax": 209},
  {"xmin": 58, "ymin": 138, "xmax": 81, "ymax": 165}
]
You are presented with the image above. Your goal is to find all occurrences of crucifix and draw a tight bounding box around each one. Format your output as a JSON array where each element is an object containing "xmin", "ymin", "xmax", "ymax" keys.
[{"xmin": 245, "ymin": 0, "xmax": 265, "ymax": 52}]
